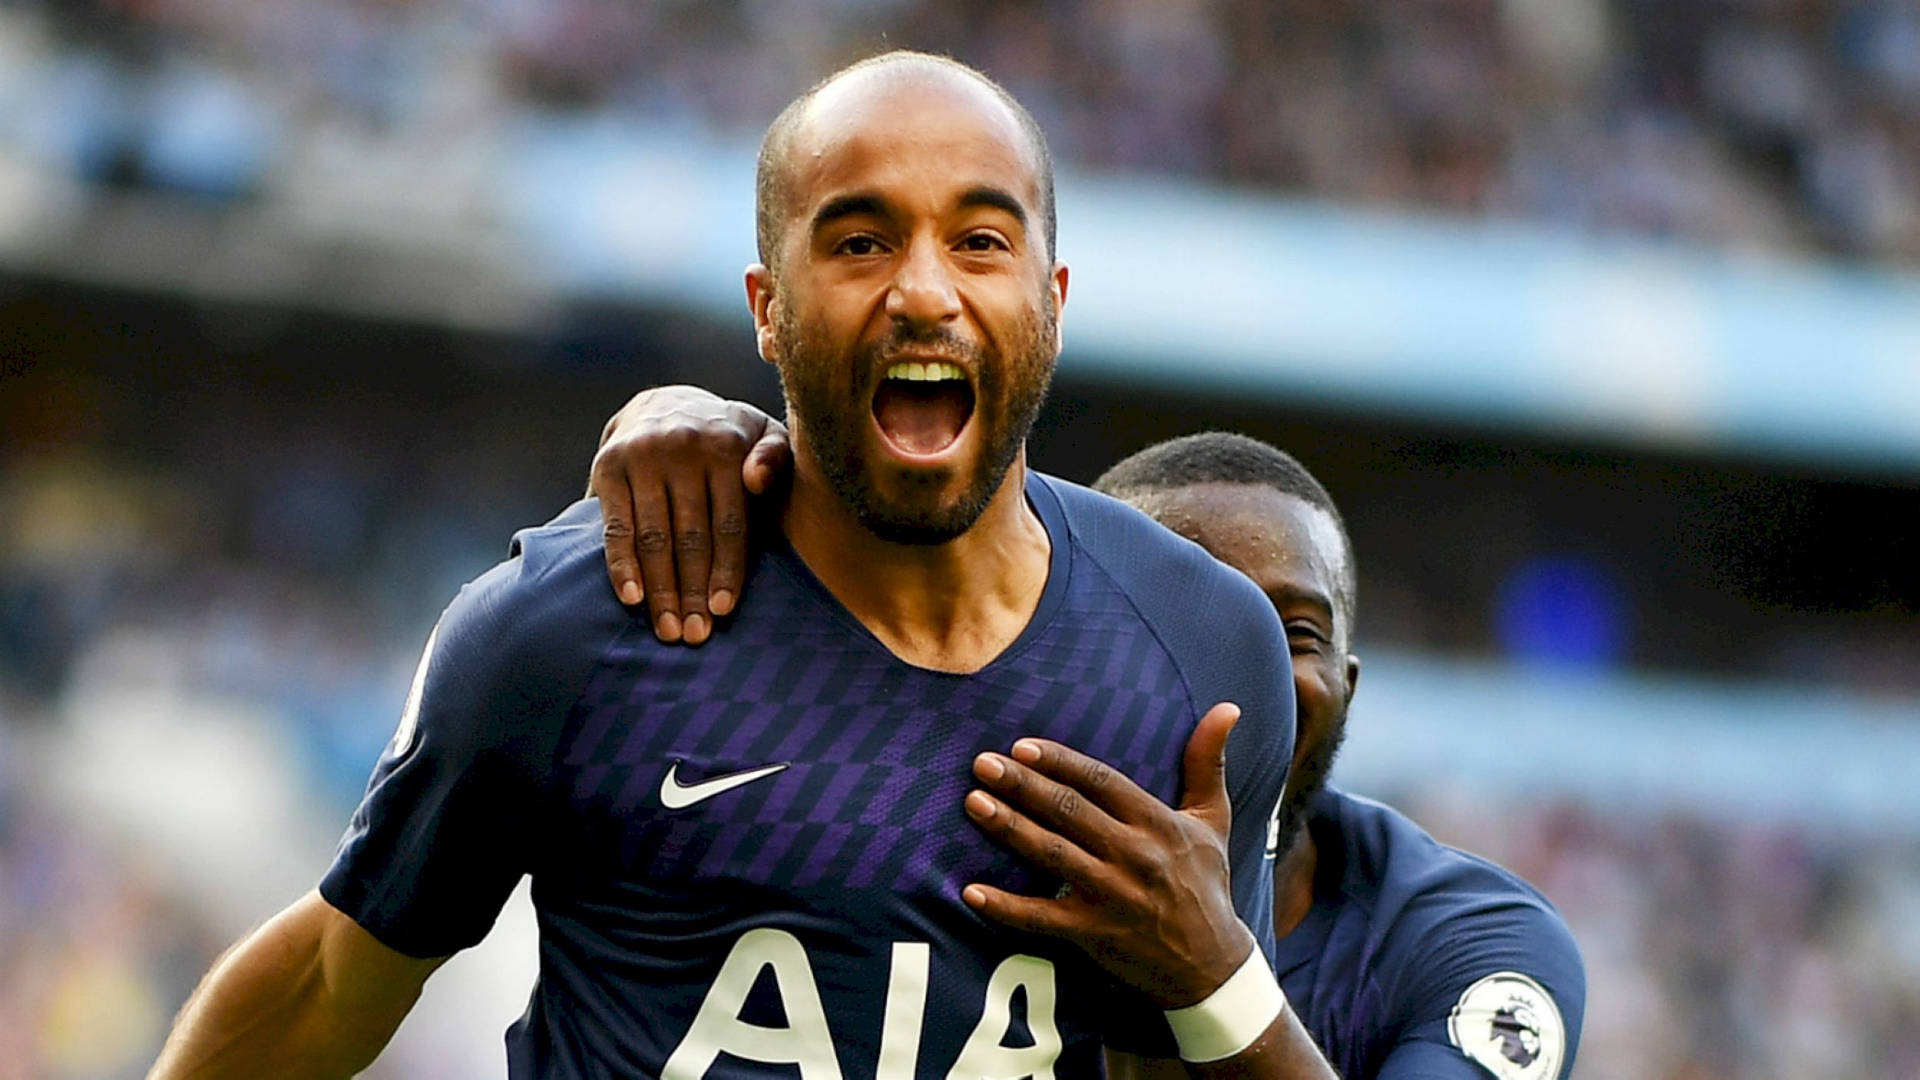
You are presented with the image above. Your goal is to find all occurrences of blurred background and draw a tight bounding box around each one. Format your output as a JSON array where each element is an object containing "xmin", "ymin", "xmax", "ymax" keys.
[{"xmin": 1, "ymin": 0, "xmax": 1917, "ymax": 1077}]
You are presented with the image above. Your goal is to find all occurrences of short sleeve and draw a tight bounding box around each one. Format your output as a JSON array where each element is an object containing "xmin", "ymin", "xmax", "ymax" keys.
[
  {"xmin": 320, "ymin": 505, "xmax": 623, "ymax": 958},
  {"xmin": 1378, "ymin": 903, "xmax": 1587, "ymax": 1080}
]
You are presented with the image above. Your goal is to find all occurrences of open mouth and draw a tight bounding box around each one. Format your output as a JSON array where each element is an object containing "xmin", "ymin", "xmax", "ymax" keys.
[{"xmin": 871, "ymin": 360, "xmax": 976, "ymax": 457}]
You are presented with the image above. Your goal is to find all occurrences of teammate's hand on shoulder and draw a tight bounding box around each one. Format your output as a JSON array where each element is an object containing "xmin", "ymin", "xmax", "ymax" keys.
[
  {"xmin": 589, "ymin": 385, "xmax": 791, "ymax": 645},
  {"xmin": 962, "ymin": 702, "xmax": 1255, "ymax": 1009}
]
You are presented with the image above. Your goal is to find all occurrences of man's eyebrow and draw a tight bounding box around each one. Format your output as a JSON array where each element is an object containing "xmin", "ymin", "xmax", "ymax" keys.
[
  {"xmin": 957, "ymin": 186, "xmax": 1029, "ymax": 228},
  {"xmin": 1267, "ymin": 583, "xmax": 1335, "ymax": 620},
  {"xmin": 811, "ymin": 193, "xmax": 892, "ymax": 234}
]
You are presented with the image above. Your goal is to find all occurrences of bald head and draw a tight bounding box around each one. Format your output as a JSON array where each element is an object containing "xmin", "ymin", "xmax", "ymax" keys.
[{"xmin": 754, "ymin": 51, "xmax": 1057, "ymax": 273}]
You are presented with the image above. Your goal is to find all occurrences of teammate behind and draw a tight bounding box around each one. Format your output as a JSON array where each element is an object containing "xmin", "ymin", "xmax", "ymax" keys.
[
  {"xmin": 587, "ymin": 394, "xmax": 1588, "ymax": 1080},
  {"xmin": 150, "ymin": 52, "xmax": 1304, "ymax": 1079}
]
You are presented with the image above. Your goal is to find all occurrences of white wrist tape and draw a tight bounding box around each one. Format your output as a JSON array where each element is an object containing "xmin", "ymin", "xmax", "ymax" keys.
[{"xmin": 1163, "ymin": 944, "xmax": 1287, "ymax": 1063}]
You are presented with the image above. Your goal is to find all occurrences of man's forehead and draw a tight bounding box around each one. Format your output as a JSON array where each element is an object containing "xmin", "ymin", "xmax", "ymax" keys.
[
  {"xmin": 785, "ymin": 65, "xmax": 1042, "ymax": 208},
  {"xmin": 1139, "ymin": 483, "xmax": 1350, "ymax": 593}
]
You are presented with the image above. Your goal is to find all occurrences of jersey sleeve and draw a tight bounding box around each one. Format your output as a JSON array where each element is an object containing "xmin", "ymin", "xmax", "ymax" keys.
[
  {"xmin": 320, "ymin": 501, "xmax": 622, "ymax": 958},
  {"xmin": 1376, "ymin": 900, "xmax": 1587, "ymax": 1080}
]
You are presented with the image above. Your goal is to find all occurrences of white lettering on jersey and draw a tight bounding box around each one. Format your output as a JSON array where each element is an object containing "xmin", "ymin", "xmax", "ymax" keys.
[
  {"xmin": 876, "ymin": 943, "xmax": 929, "ymax": 1080},
  {"xmin": 947, "ymin": 954, "xmax": 1061, "ymax": 1080},
  {"xmin": 662, "ymin": 928, "xmax": 844, "ymax": 1080},
  {"xmin": 665, "ymin": 936, "xmax": 1063, "ymax": 1080}
]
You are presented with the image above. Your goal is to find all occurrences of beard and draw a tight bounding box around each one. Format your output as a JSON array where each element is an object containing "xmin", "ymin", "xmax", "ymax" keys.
[
  {"xmin": 775, "ymin": 294, "xmax": 1057, "ymax": 545},
  {"xmin": 1271, "ymin": 709, "xmax": 1348, "ymax": 858}
]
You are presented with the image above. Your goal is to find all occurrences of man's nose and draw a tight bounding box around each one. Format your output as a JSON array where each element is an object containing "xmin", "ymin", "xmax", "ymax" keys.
[{"xmin": 884, "ymin": 236, "xmax": 962, "ymax": 330}]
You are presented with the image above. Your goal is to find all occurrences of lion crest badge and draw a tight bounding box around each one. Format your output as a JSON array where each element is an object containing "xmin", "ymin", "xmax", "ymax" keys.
[{"xmin": 1446, "ymin": 972, "xmax": 1565, "ymax": 1080}]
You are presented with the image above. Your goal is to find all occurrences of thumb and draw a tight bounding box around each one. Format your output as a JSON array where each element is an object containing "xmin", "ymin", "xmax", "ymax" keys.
[
  {"xmin": 1178, "ymin": 702, "xmax": 1240, "ymax": 831},
  {"xmin": 742, "ymin": 422, "xmax": 794, "ymax": 496}
]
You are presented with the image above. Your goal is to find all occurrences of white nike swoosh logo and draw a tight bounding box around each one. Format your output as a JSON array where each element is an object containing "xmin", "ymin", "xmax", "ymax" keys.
[{"xmin": 659, "ymin": 761, "xmax": 790, "ymax": 810}]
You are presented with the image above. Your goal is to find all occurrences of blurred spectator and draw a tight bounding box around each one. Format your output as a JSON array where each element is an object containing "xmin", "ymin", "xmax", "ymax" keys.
[{"xmin": 3, "ymin": 0, "xmax": 1917, "ymax": 261}]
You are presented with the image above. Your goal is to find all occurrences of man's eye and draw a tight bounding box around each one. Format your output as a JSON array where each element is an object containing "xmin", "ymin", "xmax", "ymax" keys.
[
  {"xmin": 1287, "ymin": 625, "xmax": 1329, "ymax": 649},
  {"xmin": 834, "ymin": 235, "xmax": 883, "ymax": 256},
  {"xmin": 959, "ymin": 232, "xmax": 1009, "ymax": 252}
]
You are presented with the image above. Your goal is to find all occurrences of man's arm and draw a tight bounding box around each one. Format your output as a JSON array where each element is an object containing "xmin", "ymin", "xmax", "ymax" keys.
[
  {"xmin": 966, "ymin": 707, "xmax": 1337, "ymax": 1080},
  {"xmin": 1368, "ymin": 908, "xmax": 1585, "ymax": 1080},
  {"xmin": 149, "ymin": 890, "xmax": 445, "ymax": 1080},
  {"xmin": 587, "ymin": 385, "xmax": 790, "ymax": 644}
]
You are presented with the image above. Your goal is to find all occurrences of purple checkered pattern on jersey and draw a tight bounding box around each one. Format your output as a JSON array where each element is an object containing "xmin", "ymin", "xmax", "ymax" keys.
[{"xmin": 553, "ymin": 542, "xmax": 1197, "ymax": 910}]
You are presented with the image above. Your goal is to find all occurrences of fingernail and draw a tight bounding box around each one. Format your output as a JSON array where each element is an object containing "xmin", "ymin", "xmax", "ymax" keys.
[
  {"xmin": 620, "ymin": 581, "xmax": 642, "ymax": 606},
  {"xmin": 710, "ymin": 590, "xmax": 734, "ymax": 615},
  {"xmin": 684, "ymin": 614, "xmax": 708, "ymax": 642},
  {"xmin": 962, "ymin": 885, "xmax": 987, "ymax": 907},
  {"xmin": 965, "ymin": 791, "xmax": 996, "ymax": 818},
  {"xmin": 1011, "ymin": 740, "xmax": 1041, "ymax": 764},
  {"xmin": 656, "ymin": 613, "xmax": 681, "ymax": 641},
  {"xmin": 975, "ymin": 754, "xmax": 1005, "ymax": 781}
]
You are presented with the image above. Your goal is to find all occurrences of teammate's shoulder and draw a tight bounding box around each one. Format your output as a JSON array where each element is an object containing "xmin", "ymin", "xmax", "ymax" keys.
[
  {"xmin": 1327, "ymin": 790, "xmax": 1561, "ymax": 915},
  {"xmin": 1325, "ymin": 788, "xmax": 1582, "ymax": 974},
  {"xmin": 1322, "ymin": 789, "xmax": 1585, "ymax": 1072}
]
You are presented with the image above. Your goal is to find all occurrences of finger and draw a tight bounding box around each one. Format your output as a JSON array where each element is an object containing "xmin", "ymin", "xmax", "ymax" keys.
[
  {"xmin": 1001, "ymin": 738, "xmax": 1162, "ymax": 827},
  {"xmin": 1178, "ymin": 702, "xmax": 1240, "ymax": 832},
  {"xmin": 963, "ymin": 789, "xmax": 1112, "ymax": 893},
  {"xmin": 668, "ymin": 468, "xmax": 713, "ymax": 645},
  {"xmin": 742, "ymin": 421, "xmax": 793, "ymax": 496},
  {"xmin": 631, "ymin": 466, "xmax": 682, "ymax": 642},
  {"xmin": 591, "ymin": 453, "xmax": 644, "ymax": 607},
  {"xmin": 961, "ymin": 882, "xmax": 1080, "ymax": 939},
  {"xmin": 974, "ymin": 751, "xmax": 1127, "ymax": 856},
  {"xmin": 705, "ymin": 459, "xmax": 750, "ymax": 618}
]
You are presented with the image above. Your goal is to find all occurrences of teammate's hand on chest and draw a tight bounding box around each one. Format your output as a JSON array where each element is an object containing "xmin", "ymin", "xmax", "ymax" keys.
[{"xmin": 960, "ymin": 701, "xmax": 1258, "ymax": 1008}]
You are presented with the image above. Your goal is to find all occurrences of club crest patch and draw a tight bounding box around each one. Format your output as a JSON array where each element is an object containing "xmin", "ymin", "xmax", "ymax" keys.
[{"xmin": 1446, "ymin": 972, "xmax": 1565, "ymax": 1080}]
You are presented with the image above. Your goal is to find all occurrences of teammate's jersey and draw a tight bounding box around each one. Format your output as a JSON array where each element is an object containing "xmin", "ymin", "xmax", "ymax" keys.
[
  {"xmin": 320, "ymin": 472, "xmax": 1295, "ymax": 1079},
  {"xmin": 1275, "ymin": 788, "xmax": 1586, "ymax": 1080}
]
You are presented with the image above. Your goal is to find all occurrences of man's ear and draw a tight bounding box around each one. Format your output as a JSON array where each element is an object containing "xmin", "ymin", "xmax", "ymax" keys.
[
  {"xmin": 1048, "ymin": 260, "xmax": 1069, "ymax": 355},
  {"xmin": 1343, "ymin": 653, "xmax": 1361, "ymax": 705},
  {"xmin": 746, "ymin": 263, "xmax": 780, "ymax": 364}
]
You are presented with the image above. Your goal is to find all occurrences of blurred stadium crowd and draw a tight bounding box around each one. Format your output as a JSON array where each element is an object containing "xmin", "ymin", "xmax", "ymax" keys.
[
  {"xmin": 6, "ymin": 0, "xmax": 1920, "ymax": 261},
  {"xmin": 3, "ymin": 0, "xmax": 1920, "ymax": 1077}
]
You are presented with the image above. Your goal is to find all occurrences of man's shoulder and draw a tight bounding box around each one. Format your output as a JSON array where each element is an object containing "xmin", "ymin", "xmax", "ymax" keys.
[
  {"xmin": 1318, "ymin": 788, "xmax": 1584, "ymax": 1018},
  {"xmin": 1033, "ymin": 472, "xmax": 1274, "ymax": 623},
  {"xmin": 428, "ymin": 499, "xmax": 634, "ymax": 716},
  {"xmin": 1322, "ymin": 788, "xmax": 1571, "ymax": 936}
]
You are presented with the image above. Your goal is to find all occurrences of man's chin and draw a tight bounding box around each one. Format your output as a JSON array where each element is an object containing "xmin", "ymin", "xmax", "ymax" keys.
[{"xmin": 854, "ymin": 488, "xmax": 988, "ymax": 546}]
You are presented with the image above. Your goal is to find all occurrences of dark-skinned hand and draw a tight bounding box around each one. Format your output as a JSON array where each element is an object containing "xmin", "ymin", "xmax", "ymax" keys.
[
  {"xmin": 587, "ymin": 385, "xmax": 791, "ymax": 644},
  {"xmin": 962, "ymin": 702, "xmax": 1257, "ymax": 1010}
]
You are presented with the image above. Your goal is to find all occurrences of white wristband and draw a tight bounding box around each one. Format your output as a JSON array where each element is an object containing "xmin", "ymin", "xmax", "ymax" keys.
[{"xmin": 1163, "ymin": 943, "xmax": 1287, "ymax": 1063}]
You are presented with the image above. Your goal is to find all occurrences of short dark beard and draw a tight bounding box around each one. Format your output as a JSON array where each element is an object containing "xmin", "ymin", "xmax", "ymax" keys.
[
  {"xmin": 776, "ymin": 294, "xmax": 1056, "ymax": 545},
  {"xmin": 1271, "ymin": 711, "xmax": 1348, "ymax": 857}
]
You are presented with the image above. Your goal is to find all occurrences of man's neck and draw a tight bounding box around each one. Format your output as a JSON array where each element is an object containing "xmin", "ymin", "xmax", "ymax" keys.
[
  {"xmin": 1273, "ymin": 827, "xmax": 1319, "ymax": 941},
  {"xmin": 781, "ymin": 452, "xmax": 1052, "ymax": 674}
]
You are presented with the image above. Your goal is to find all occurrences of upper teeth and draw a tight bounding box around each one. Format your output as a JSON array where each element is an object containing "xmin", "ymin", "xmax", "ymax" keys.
[{"xmin": 885, "ymin": 361, "xmax": 965, "ymax": 382}]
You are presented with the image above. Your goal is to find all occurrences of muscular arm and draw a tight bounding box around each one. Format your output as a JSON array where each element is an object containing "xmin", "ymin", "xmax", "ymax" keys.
[{"xmin": 149, "ymin": 890, "xmax": 445, "ymax": 1080}]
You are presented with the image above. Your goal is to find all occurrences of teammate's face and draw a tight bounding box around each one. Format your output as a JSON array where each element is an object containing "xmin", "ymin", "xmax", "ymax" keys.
[
  {"xmin": 1131, "ymin": 484, "xmax": 1360, "ymax": 852},
  {"xmin": 748, "ymin": 70, "xmax": 1067, "ymax": 544}
]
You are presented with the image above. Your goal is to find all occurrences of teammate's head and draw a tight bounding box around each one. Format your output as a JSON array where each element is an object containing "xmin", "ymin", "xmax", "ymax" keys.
[
  {"xmin": 1095, "ymin": 432, "xmax": 1360, "ymax": 856},
  {"xmin": 746, "ymin": 51, "xmax": 1067, "ymax": 545}
]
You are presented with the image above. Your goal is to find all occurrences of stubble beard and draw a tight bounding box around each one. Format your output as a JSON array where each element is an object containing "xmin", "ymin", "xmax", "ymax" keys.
[
  {"xmin": 775, "ymin": 294, "xmax": 1057, "ymax": 546},
  {"xmin": 1272, "ymin": 710, "xmax": 1348, "ymax": 857}
]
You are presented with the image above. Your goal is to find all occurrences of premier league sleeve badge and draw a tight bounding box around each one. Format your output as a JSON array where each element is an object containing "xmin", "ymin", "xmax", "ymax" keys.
[{"xmin": 1445, "ymin": 971, "xmax": 1567, "ymax": 1080}]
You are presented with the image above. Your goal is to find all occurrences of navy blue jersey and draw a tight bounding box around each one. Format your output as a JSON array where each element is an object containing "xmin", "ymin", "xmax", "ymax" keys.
[
  {"xmin": 320, "ymin": 472, "xmax": 1295, "ymax": 1079},
  {"xmin": 1274, "ymin": 788, "xmax": 1586, "ymax": 1080}
]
